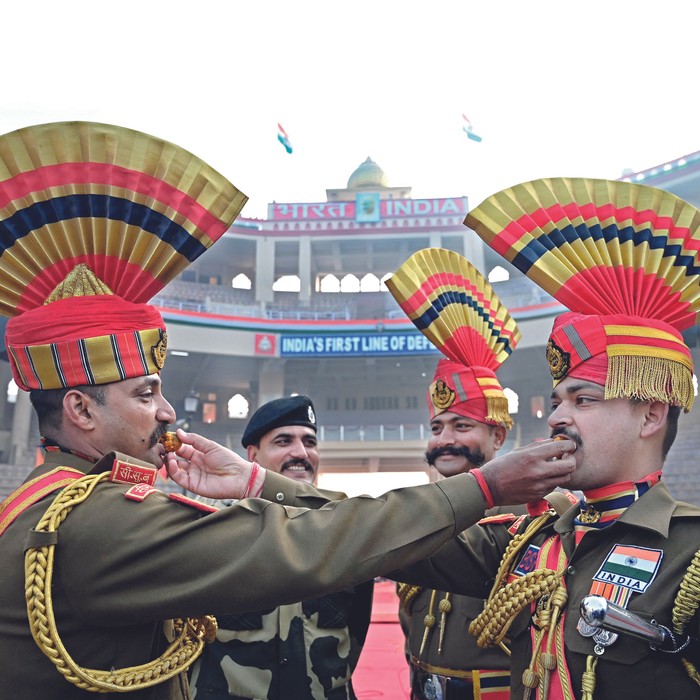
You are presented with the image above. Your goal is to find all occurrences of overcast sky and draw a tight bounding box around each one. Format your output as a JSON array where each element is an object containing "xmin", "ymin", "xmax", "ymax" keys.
[{"xmin": 3, "ymin": 0, "xmax": 698, "ymax": 218}]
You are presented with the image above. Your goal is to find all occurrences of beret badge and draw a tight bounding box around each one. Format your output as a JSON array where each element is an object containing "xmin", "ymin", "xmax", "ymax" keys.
[
  {"xmin": 152, "ymin": 330, "xmax": 168, "ymax": 370},
  {"xmin": 431, "ymin": 379, "xmax": 456, "ymax": 410},
  {"xmin": 546, "ymin": 339, "xmax": 570, "ymax": 380}
]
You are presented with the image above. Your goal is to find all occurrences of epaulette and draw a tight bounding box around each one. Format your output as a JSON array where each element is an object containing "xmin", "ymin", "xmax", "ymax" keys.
[
  {"xmin": 168, "ymin": 493, "xmax": 219, "ymax": 513},
  {"xmin": 124, "ymin": 484, "xmax": 161, "ymax": 502},
  {"xmin": 507, "ymin": 514, "xmax": 528, "ymax": 535},
  {"xmin": 477, "ymin": 512, "xmax": 518, "ymax": 526},
  {"xmin": 396, "ymin": 581, "xmax": 422, "ymax": 613}
]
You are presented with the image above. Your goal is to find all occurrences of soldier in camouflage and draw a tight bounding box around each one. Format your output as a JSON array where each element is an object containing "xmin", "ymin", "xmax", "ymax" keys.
[{"xmin": 190, "ymin": 396, "xmax": 374, "ymax": 700}]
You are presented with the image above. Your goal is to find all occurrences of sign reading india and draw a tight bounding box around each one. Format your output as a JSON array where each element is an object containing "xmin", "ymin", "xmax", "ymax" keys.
[
  {"xmin": 270, "ymin": 197, "xmax": 468, "ymax": 221},
  {"xmin": 280, "ymin": 332, "xmax": 440, "ymax": 357}
]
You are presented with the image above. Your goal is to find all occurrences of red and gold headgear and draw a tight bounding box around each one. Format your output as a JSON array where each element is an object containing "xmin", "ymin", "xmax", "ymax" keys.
[
  {"xmin": 0, "ymin": 122, "xmax": 247, "ymax": 390},
  {"xmin": 386, "ymin": 248, "xmax": 520, "ymax": 427},
  {"xmin": 466, "ymin": 177, "xmax": 700, "ymax": 411}
]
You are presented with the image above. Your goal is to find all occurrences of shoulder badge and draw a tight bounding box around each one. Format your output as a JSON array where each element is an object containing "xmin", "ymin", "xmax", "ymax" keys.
[
  {"xmin": 478, "ymin": 512, "xmax": 518, "ymax": 526},
  {"xmin": 168, "ymin": 493, "xmax": 219, "ymax": 513},
  {"xmin": 110, "ymin": 459, "xmax": 157, "ymax": 486},
  {"xmin": 507, "ymin": 514, "xmax": 528, "ymax": 535},
  {"xmin": 124, "ymin": 484, "xmax": 160, "ymax": 502}
]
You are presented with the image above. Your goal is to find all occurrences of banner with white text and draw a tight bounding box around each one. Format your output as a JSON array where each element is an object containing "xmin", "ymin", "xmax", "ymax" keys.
[{"xmin": 280, "ymin": 333, "xmax": 441, "ymax": 357}]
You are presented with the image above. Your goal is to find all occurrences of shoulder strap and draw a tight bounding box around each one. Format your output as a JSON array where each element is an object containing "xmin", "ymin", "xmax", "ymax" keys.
[
  {"xmin": 24, "ymin": 470, "xmax": 216, "ymax": 692},
  {"xmin": 0, "ymin": 467, "xmax": 83, "ymax": 537},
  {"xmin": 672, "ymin": 547, "xmax": 700, "ymax": 686}
]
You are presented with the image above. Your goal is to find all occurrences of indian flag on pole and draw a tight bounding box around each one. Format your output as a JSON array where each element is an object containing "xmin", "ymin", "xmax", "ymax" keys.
[
  {"xmin": 462, "ymin": 114, "xmax": 482, "ymax": 142},
  {"xmin": 593, "ymin": 545, "xmax": 663, "ymax": 593},
  {"xmin": 277, "ymin": 123, "xmax": 293, "ymax": 154}
]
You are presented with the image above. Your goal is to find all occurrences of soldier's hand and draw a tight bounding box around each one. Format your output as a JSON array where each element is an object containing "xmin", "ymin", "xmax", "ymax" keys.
[
  {"xmin": 478, "ymin": 437, "xmax": 577, "ymax": 505},
  {"xmin": 165, "ymin": 430, "xmax": 266, "ymax": 499}
]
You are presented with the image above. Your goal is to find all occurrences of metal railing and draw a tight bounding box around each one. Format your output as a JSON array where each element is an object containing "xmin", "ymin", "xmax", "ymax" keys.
[{"xmin": 318, "ymin": 424, "xmax": 427, "ymax": 442}]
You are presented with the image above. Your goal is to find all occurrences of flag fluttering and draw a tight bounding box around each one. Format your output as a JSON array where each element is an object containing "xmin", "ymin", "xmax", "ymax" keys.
[
  {"xmin": 277, "ymin": 123, "xmax": 293, "ymax": 154},
  {"xmin": 462, "ymin": 114, "xmax": 482, "ymax": 142}
]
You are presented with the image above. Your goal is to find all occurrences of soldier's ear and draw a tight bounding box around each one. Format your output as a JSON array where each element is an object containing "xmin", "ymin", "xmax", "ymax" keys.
[
  {"xmin": 639, "ymin": 400, "xmax": 669, "ymax": 440},
  {"xmin": 492, "ymin": 425, "xmax": 507, "ymax": 451},
  {"xmin": 63, "ymin": 389, "xmax": 97, "ymax": 431}
]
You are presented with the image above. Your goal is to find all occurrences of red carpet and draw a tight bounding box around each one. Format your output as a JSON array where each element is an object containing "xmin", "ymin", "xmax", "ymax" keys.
[{"xmin": 353, "ymin": 580, "xmax": 411, "ymax": 699}]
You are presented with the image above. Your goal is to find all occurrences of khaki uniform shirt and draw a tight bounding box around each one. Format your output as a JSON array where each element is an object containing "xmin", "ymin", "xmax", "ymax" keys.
[
  {"xmin": 394, "ymin": 482, "xmax": 700, "ymax": 699},
  {"xmin": 0, "ymin": 449, "xmax": 486, "ymax": 700},
  {"xmin": 398, "ymin": 506, "xmax": 526, "ymax": 699}
]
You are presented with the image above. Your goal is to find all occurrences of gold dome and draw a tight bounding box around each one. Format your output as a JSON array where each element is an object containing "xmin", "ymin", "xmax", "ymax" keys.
[{"xmin": 347, "ymin": 157, "xmax": 388, "ymax": 189}]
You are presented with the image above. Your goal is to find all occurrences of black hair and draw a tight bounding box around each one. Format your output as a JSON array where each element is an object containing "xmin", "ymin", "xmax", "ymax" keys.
[
  {"xmin": 30, "ymin": 385, "xmax": 106, "ymax": 437},
  {"xmin": 662, "ymin": 405, "xmax": 681, "ymax": 460}
]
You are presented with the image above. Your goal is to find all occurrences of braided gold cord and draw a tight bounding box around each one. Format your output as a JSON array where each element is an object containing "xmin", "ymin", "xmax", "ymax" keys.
[
  {"xmin": 470, "ymin": 568, "xmax": 562, "ymax": 648},
  {"xmin": 672, "ymin": 546, "xmax": 700, "ymax": 686},
  {"xmin": 486, "ymin": 512, "xmax": 554, "ymax": 602},
  {"xmin": 24, "ymin": 472, "xmax": 216, "ymax": 693},
  {"xmin": 396, "ymin": 582, "xmax": 422, "ymax": 613}
]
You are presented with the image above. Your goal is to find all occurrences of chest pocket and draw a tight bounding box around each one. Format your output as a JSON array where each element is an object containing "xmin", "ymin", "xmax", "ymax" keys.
[
  {"xmin": 216, "ymin": 607, "xmax": 276, "ymax": 631},
  {"xmin": 302, "ymin": 589, "xmax": 355, "ymax": 629}
]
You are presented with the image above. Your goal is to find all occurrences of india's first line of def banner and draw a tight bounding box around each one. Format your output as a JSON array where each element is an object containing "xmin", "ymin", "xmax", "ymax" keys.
[{"xmin": 280, "ymin": 332, "xmax": 441, "ymax": 358}]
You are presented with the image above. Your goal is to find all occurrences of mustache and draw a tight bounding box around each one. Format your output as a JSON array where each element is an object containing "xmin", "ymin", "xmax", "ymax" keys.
[
  {"xmin": 424, "ymin": 445, "xmax": 486, "ymax": 468},
  {"xmin": 150, "ymin": 422, "xmax": 170, "ymax": 448},
  {"xmin": 550, "ymin": 427, "xmax": 583, "ymax": 448},
  {"xmin": 281, "ymin": 459, "xmax": 314, "ymax": 472}
]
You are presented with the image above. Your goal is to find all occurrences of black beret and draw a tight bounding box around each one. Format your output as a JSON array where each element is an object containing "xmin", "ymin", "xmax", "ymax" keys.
[{"xmin": 241, "ymin": 395, "xmax": 317, "ymax": 448}]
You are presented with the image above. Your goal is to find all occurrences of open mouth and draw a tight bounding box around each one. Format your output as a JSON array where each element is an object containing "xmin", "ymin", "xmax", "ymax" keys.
[{"xmin": 283, "ymin": 464, "xmax": 310, "ymax": 474}]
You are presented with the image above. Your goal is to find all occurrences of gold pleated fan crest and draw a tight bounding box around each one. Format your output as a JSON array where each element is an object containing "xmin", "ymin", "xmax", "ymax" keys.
[
  {"xmin": 0, "ymin": 121, "xmax": 248, "ymax": 318},
  {"xmin": 386, "ymin": 248, "xmax": 520, "ymax": 370},
  {"xmin": 464, "ymin": 177, "xmax": 700, "ymax": 332}
]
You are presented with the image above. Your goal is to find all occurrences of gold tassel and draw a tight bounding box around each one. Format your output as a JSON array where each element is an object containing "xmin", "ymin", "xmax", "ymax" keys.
[
  {"xmin": 486, "ymin": 395, "xmax": 514, "ymax": 428},
  {"xmin": 419, "ymin": 590, "xmax": 438, "ymax": 657},
  {"xmin": 606, "ymin": 353, "xmax": 694, "ymax": 412},
  {"xmin": 437, "ymin": 594, "xmax": 452, "ymax": 654}
]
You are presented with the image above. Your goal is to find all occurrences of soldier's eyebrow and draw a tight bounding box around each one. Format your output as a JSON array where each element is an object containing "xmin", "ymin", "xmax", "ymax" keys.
[{"xmin": 551, "ymin": 381, "xmax": 603, "ymax": 400}]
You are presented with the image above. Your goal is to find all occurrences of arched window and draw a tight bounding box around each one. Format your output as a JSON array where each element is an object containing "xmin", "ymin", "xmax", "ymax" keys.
[
  {"xmin": 503, "ymin": 387, "xmax": 519, "ymax": 415},
  {"xmin": 272, "ymin": 275, "xmax": 301, "ymax": 292},
  {"xmin": 488, "ymin": 266, "xmax": 509, "ymax": 283},
  {"xmin": 231, "ymin": 273, "xmax": 252, "ymax": 290},
  {"xmin": 6, "ymin": 379, "xmax": 18, "ymax": 405},
  {"xmin": 320, "ymin": 274, "xmax": 340, "ymax": 293},
  {"xmin": 340, "ymin": 274, "xmax": 360, "ymax": 293},
  {"xmin": 360, "ymin": 273, "xmax": 380, "ymax": 292},
  {"xmin": 227, "ymin": 394, "xmax": 249, "ymax": 419}
]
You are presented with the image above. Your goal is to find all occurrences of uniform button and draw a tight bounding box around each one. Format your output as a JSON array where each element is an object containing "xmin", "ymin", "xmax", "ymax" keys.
[
  {"xmin": 567, "ymin": 565, "xmax": 576, "ymax": 575},
  {"xmin": 276, "ymin": 492, "xmax": 285, "ymax": 502},
  {"xmin": 280, "ymin": 658, "xmax": 288, "ymax": 665}
]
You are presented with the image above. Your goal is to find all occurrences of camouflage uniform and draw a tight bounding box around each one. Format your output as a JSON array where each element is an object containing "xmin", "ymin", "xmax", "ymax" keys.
[
  {"xmin": 191, "ymin": 582, "xmax": 373, "ymax": 699},
  {"xmin": 189, "ymin": 489, "xmax": 374, "ymax": 700}
]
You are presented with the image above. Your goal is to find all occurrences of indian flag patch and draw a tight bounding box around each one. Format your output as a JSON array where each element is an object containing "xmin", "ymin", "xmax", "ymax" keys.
[{"xmin": 593, "ymin": 545, "xmax": 663, "ymax": 593}]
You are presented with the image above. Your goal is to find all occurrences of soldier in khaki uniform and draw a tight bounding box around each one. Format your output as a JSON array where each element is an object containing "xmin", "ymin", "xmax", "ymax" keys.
[
  {"xmin": 391, "ymin": 178, "xmax": 700, "ymax": 698},
  {"xmin": 0, "ymin": 122, "xmax": 577, "ymax": 700},
  {"xmin": 387, "ymin": 250, "xmax": 527, "ymax": 700},
  {"xmin": 190, "ymin": 396, "xmax": 374, "ymax": 700}
]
